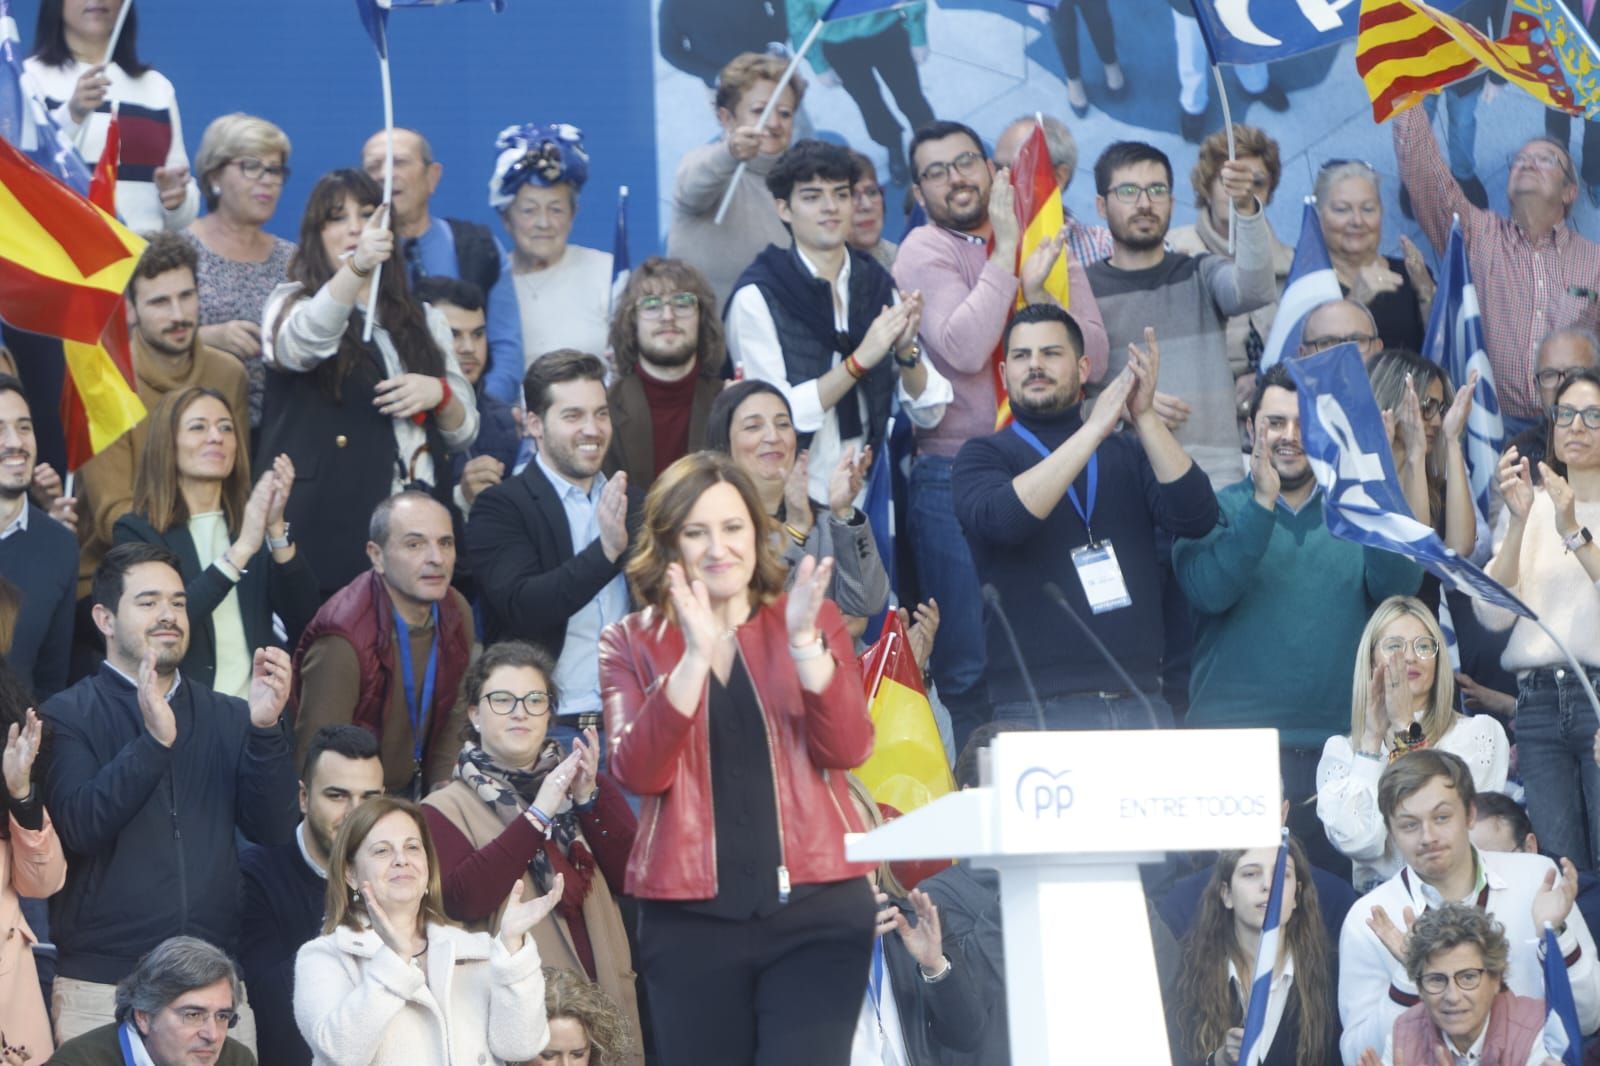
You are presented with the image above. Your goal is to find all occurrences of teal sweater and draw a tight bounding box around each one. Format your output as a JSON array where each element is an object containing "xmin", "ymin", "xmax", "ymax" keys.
[
  {"xmin": 789, "ymin": 0, "xmax": 928, "ymax": 74},
  {"xmin": 1173, "ymin": 479, "xmax": 1423, "ymax": 748}
]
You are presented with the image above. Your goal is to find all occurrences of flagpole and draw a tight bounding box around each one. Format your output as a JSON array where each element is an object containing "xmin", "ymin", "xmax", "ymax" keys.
[
  {"xmin": 609, "ymin": 184, "xmax": 629, "ymax": 316},
  {"xmin": 364, "ymin": 51, "xmax": 394, "ymax": 342},
  {"xmin": 1210, "ymin": 64, "xmax": 1237, "ymax": 255},
  {"xmin": 104, "ymin": 0, "xmax": 133, "ymax": 69},
  {"xmin": 713, "ymin": 18, "xmax": 826, "ymax": 226},
  {"xmin": 1535, "ymin": 618, "xmax": 1600, "ymax": 721}
]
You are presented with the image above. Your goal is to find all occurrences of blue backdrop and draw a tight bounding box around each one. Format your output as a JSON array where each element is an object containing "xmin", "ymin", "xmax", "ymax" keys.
[{"xmin": 7, "ymin": 0, "xmax": 661, "ymax": 252}]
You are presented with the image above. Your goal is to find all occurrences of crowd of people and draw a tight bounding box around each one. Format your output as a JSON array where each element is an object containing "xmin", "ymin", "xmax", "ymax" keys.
[{"xmin": 4, "ymin": 0, "xmax": 1600, "ymax": 1063}]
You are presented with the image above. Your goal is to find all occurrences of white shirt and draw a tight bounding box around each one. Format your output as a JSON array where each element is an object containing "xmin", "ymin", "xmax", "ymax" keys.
[
  {"xmin": 1338, "ymin": 848, "xmax": 1600, "ymax": 1065},
  {"xmin": 263, "ymin": 282, "xmax": 479, "ymax": 494},
  {"xmin": 1226, "ymin": 953, "xmax": 1296, "ymax": 1063},
  {"xmin": 1316, "ymin": 714, "xmax": 1509, "ymax": 892},
  {"xmin": 511, "ymin": 244, "xmax": 613, "ymax": 372},
  {"xmin": 850, "ymin": 940, "xmax": 911, "ymax": 1066},
  {"xmin": 727, "ymin": 247, "xmax": 952, "ymax": 500},
  {"xmin": 296, "ymin": 821, "xmax": 329, "ymax": 880},
  {"xmin": 189, "ymin": 511, "xmax": 251, "ymax": 699},
  {"xmin": 119, "ymin": 1022, "xmax": 161, "ymax": 1066},
  {"xmin": 0, "ymin": 499, "xmax": 28, "ymax": 540}
]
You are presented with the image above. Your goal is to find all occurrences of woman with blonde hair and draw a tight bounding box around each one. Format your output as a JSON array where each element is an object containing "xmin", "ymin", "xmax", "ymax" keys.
[
  {"xmin": 1314, "ymin": 160, "xmax": 1434, "ymax": 352},
  {"xmin": 541, "ymin": 967, "xmax": 634, "ymax": 1065},
  {"xmin": 1316, "ymin": 596, "xmax": 1508, "ymax": 890},
  {"xmin": 294, "ymin": 797, "xmax": 557, "ymax": 1066},
  {"xmin": 1171, "ymin": 839, "xmax": 1339, "ymax": 1066}
]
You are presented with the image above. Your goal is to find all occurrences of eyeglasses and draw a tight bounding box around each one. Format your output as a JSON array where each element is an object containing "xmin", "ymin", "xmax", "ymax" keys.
[
  {"xmin": 1303, "ymin": 333, "xmax": 1379, "ymax": 353},
  {"xmin": 1553, "ymin": 403, "xmax": 1600, "ymax": 429},
  {"xmin": 1509, "ymin": 149, "xmax": 1575, "ymax": 181},
  {"xmin": 1537, "ymin": 366, "xmax": 1587, "ymax": 388},
  {"xmin": 916, "ymin": 151, "xmax": 985, "ymax": 186},
  {"xmin": 1419, "ymin": 967, "xmax": 1489, "ymax": 995},
  {"xmin": 637, "ymin": 292, "xmax": 699, "ymax": 320},
  {"xmin": 1108, "ymin": 182, "xmax": 1172, "ymax": 205},
  {"xmin": 480, "ymin": 690, "xmax": 552, "ymax": 716},
  {"xmin": 169, "ymin": 1007, "xmax": 240, "ymax": 1031},
  {"xmin": 230, "ymin": 158, "xmax": 290, "ymax": 183},
  {"xmin": 1418, "ymin": 395, "xmax": 1444, "ymax": 420},
  {"xmin": 1377, "ymin": 635, "xmax": 1440, "ymax": 660}
]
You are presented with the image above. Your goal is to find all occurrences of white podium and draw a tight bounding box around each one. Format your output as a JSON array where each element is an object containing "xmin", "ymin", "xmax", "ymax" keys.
[{"xmin": 847, "ymin": 729, "xmax": 1282, "ymax": 1064}]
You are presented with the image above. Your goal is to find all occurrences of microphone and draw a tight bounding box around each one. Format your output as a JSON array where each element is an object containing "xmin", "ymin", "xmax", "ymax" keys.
[
  {"xmin": 980, "ymin": 583, "xmax": 1048, "ymax": 733},
  {"xmin": 1040, "ymin": 582, "xmax": 1161, "ymax": 728}
]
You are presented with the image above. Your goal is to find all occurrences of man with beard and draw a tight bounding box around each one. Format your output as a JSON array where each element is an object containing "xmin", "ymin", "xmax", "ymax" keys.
[
  {"xmin": 77, "ymin": 232, "xmax": 249, "ymax": 599},
  {"xmin": 1173, "ymin": 366, "xmax": 1421, "ymax": 871},
  {"xmin": 892, "ymin": 119, "xmax": 1108, "ymax": 750},
  {"xmin": 1086, "ymin": 140, "xmax": 1277, "ymax": 489},
  {"xmin": 0, "ymin": 376, "xmax": 77, "ymax": 698},
  {"xmin": 293, "ymin": 491, "xmax": 474, "ymax": 795},
  {"xmin": 237, "ymin": 725, "xmax": 383, "ymax": 1066},
  {"xmin": 604, "ymin": 257, "xmax": 728, "ymax": 493},
  {"xmin": 467, "ymin": 351, "xmax": 641, "ymax": 757},
  {"xmin": 952, "ymin": 304, "xmax": 1216, "ymax": 729},
  {"xmin": 40, "ymin": 543, "xmax": 297, "ymax": 1047}
]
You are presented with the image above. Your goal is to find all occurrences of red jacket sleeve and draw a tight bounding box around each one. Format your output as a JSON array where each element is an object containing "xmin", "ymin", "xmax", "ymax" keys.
[{"xmin": 601, "ymin": 617, "xmax": 700, "ymax": 796}]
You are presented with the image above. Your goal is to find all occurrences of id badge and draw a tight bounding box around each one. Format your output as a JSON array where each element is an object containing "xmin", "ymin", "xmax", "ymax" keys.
[{"xmin": 1070, "ymin": 541, "xmax": 1132, "ymax": 614}]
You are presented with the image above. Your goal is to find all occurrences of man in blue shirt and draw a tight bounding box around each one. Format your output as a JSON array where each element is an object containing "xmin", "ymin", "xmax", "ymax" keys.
[{"xmin": 362, "ymin": 128, "xmax": 524, "ymax": 405}]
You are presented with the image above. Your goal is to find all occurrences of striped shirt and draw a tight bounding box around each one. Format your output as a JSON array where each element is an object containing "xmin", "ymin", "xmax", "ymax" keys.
[
  {"xmin": 1064, "ymin": 207, "xmax": 1113, "ymax": 268},
  {"xmin": 1394, "ymin": 107, "xmax": 1600, "ymax": 418}
]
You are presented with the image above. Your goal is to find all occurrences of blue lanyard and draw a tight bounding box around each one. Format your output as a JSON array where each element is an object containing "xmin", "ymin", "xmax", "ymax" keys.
[
  {"xmin": 869, "ymin": 936, "xmax": 885, "ymax": 1020},
  {"xmin": 392, "ymin": 603, "xmax": 440, "ymax": 767},
  {"xmin": 1011, "ymin": 422, "xmax": 1098, "ymax": 539},
  {"xmin": 118, "ymin": 1023, "xmax": 139, "ymax": 1066}
]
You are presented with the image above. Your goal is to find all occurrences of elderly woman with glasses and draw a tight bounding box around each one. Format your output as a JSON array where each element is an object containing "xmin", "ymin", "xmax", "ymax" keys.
[
  {"xmin": 184, "ymin": 114, "xmax": 296, "ymax": 429},
  {"xmin": 1317, "ymin": 596, "xmax": 1507, "ymax": 892},
  {"xmin": 1315, "ymin": 160, "xmax": 1435, "ymax": 354},
  {"xmin": 420, "ymin": 640, "xmax": 644, "ymax": 1064},
  {"xmin": 1357, "ymin": 903, "xmax": 1567, "ymax": 1066},
  {"xmin": 1480, "ymin": 367, "xmax": 1600, "ymax": 870}
]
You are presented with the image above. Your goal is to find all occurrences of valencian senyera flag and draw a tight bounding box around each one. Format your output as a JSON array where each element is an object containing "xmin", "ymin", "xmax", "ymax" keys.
[
  {"xmin": 1356, "ymin": 0, "xmax": 1581, "ymax": 122},
  {"xmin": 1509, "ymin": 0, "xmax": 1600, "ymax": 121},
  {"xmin": 993, "ymin": 119, "xmax": 1068, "ymax": 430},
  {"xmin": 0, "ymin": 131, "xmax": 145, "ymax": 467}
]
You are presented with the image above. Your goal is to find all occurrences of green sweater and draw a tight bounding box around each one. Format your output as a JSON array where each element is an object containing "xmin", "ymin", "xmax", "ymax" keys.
[
  {"xmin": 1173, "ymin": 479, "xmax": 1423, "ymax": 749},
  {"xmin": 789, "ymin": 0, "xmax": 928, "ymax": 74},
  {"xmin": 50, "ymin": 1022, "xmax": 256, "ymax": 1066}
]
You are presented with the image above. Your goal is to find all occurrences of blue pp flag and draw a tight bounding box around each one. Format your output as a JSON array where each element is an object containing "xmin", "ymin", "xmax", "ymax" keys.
[
  {"xmin": 1238, "ymin": 830, "xmax": 1289, "ymax": 1066},
  {"xmin": 1543, "ymin": 924, "xmax": 1583, "ymax": 1064},
  {"xmin": 1422, "ymin": 215, "xmax": 1503, "ymax": 527},
  {"xmin": 355, "ymin": 0, "xmax": 506, "ymax": 58},
  {"xmin": 1259, "ymin": 199, "xmax": 1341, "ymax": 371},
  {"xmin": 1187, "ymin": 0, "xmax": 1473, "ymax": 65},
  {"xmin": 0, "ymin": 0, "xmax": 89, "ymax": 193},
  {"xmin": 824, "ymin": 0, "xmax": 1053, "ymax": 16},
  {"xmin": 1283, "ymin": 344, "xmax": 1536, "ymax": 619}
]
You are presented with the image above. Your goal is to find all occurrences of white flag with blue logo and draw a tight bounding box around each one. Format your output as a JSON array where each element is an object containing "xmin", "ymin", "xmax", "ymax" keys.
[
  {"xmin": 1283, "ymin": 345, "xmax": 1535, "ymax": 619},
  {"xmin": 1258, "ymin": 199, "xmax": 1341, "ymax": 372},
  {"xmin": 1237, "ymin": 829, "xmax": 1289, "ymax": 1066},
  {"xmin": 0, "ymin": 0, "xmax": 89, "ymax": 193},
  {"xmin": 1422, "ymin": 215, "xmax": 1504, "ymax": 527}
]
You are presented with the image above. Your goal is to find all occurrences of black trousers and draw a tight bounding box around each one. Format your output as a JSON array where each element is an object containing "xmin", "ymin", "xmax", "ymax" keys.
[
  {"xmin": 820, "ymin": 21, "xmax": 934, "ymax": 153},
  {"xmin": 638, "ymin": 878, "xmax": 876, "ymax": 1066},
  {"xmin": 1051, "ymin": 0, "xmax": 1118, "ymax": 81}
]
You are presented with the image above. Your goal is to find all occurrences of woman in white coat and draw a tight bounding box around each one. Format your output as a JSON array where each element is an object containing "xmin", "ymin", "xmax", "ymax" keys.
[
  {"xmin": 1316, "ymin": 596, "xmax": 1508, "ymax": 892},
  {"xmin": 294, "ymin": 796, "xmax": 562, "ymax": 1066}
]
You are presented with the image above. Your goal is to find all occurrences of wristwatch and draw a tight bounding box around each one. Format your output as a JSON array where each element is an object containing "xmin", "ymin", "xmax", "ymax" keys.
[
  {"xmin": 1563, "ymin": 526, "xmax": 1593, "ymax": 553},
  {"xmin": 893, "ymin": 342, "xmax": 922, "ymax": 368},
  {"xmin": 267, "ymin": 523, "xmax": 293, "ymax": 552},
  {"xmin": 918, "ymin": 955, "xmax": 952, "ymax": 983}
]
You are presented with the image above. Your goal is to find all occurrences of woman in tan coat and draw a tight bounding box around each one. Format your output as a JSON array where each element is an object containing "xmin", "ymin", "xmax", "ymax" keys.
[
  {"xmin": 421, "ymin": 641, "xmax": 643, "ymax": 1065},
  {"xmin": 1, "ymin": 666, "xmax": 66, "ymax": 1065}
]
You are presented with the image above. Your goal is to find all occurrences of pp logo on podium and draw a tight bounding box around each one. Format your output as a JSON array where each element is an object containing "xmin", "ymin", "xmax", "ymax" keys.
[{"xmin": 1016, "ymin": 767, "xmax": 1074, "ymax": 818}]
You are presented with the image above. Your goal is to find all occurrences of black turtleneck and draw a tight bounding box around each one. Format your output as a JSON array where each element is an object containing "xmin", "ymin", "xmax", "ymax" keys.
[{"xmin": 951, "ymin": 408, "xmax": 1219, "ymax": 704}]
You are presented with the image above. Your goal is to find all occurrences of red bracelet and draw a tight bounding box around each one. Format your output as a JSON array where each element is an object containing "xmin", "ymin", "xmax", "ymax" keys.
[
  {"xmin": 412, "ymin": 378, "xmax": 453, "ymax": 425},
  {"xmin": 844, "ymin": 354, "xmax": 866, "ymax": 381}
]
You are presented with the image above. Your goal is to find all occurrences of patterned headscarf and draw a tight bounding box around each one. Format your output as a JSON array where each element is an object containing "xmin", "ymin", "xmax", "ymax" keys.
[{"xmin": 488, "ymin": 122, "xmax": 589, "ymax": 210}]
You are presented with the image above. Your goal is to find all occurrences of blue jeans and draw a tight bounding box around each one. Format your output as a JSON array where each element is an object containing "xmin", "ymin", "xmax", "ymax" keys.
[
  {"xmin": 1422, "ymin": 79, "xmax": 1482, "ymax": 180},
  {"xmin": 909, "ymin": 455, "xmax": 987, "ymax": 752},
  {"xmin": 1517, "ymin": 667, "xmax": 1600, "ymax": 870},
  {"xmin": 991, "ymin": 691, "xmax": 1174, "ymax": 731}
]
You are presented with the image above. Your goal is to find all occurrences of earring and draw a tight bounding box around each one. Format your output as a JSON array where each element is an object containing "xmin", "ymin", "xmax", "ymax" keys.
[
  {"xmin": 210, "ymin": 185, "xmax": 221, "ymax": 197},
  {"xmin": 351, "ymin": 887, "xmax": 362, "ymax": 903}
]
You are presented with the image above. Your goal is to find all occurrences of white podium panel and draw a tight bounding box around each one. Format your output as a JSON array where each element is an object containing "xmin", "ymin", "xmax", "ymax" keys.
[{"xmin": 847, "ymin": 729, "xmax": 1283, "ymax": 1065}]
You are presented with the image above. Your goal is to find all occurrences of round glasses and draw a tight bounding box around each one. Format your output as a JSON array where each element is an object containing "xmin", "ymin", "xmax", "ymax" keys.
[
  {"xmin": 1419, "ymin": 967, "xmax": 1488, "ymax": 995},
  {"xmin": 637, "ymin": 292, "xmax": 699, "ymax": 320},
  {"xmin": 480, "ymin": 690, "xmax": 552, "ymax": 716},
  {"xmin": 1377, "ymin": 635, "xmax": 1440, "ymax": 660},
  {"xmin": 1553, "ymin": 403, "xmax": 1600, "ymax": 429}
]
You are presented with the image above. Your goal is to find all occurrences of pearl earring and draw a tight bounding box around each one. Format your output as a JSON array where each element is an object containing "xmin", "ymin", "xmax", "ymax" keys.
[{"xmin": 211, "ymin": 185, "xmax": 221, "ymax": 197}]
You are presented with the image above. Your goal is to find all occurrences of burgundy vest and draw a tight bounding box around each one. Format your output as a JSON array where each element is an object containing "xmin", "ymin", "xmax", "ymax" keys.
[
  {"xmin": 1391, "ymin": 990, "xmax": 1546, "ymax": 1066},
  {"xmin": 291, "ymin": 570, "xmax": 471, "ymax": 764}
]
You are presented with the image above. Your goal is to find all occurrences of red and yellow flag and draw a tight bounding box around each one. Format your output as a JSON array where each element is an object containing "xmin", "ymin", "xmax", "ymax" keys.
[
  {"xmin": 993, "ymin": 121, "xmax": 1071, "ymax": 430},
  {"xmin": 0, "ymin": 121, "xmax": 147, "ymax": 469},
  {"xmin": 1356, "ymin": 0, "xmax": 1580, "ymax": 122}
]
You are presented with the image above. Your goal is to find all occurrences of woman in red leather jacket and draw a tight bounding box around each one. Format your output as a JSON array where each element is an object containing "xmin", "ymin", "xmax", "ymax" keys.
[{"xmin": 599, "ymin": 450, "xmax": 877, "ymax": 1066}]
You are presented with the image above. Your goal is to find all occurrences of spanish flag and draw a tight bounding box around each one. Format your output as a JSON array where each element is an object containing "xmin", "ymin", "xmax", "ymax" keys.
[
  {"xmin": 994, "ymin": 120, "xmax": 1070, "ymax": 430},
  {"xmin": 1356, "ymin": 0, "xmax": 1580, "ymax": 122},
  {"xmin": 0, "ymin": 124, "xmax": 146, "ymax": 468}
]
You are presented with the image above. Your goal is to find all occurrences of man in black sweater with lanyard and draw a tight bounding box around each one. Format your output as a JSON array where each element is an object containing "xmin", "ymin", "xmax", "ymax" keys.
[{"xmin": 952, "ymin": 303, "xmax": 1218, "ymax": 730}]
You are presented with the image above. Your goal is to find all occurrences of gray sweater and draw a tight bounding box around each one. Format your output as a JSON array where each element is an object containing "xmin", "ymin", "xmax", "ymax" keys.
[
  {"xmin": 1086, "ymin": 209, "xmax": 1278, "ymax": 488},
  {"xmin": 665, "ymin": 141, "xmax": 791, "ymax": 310}
]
